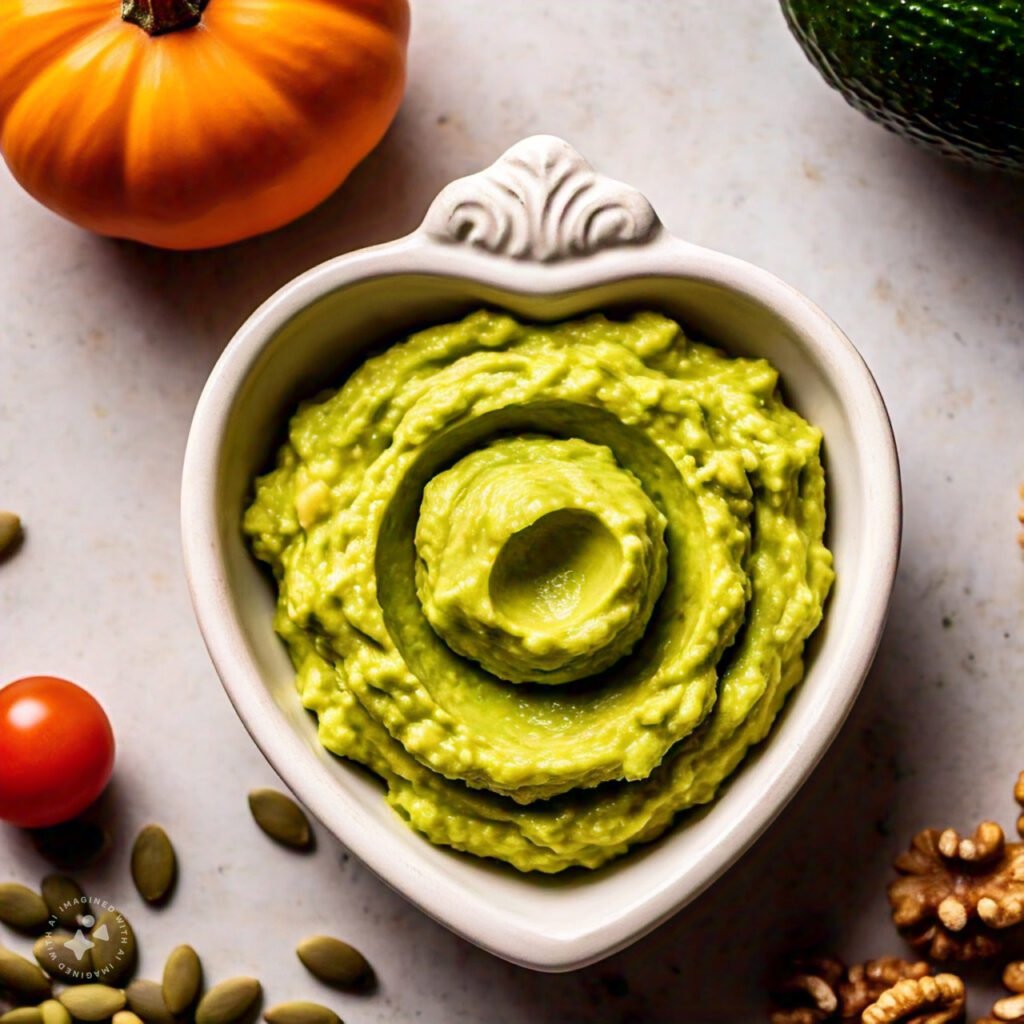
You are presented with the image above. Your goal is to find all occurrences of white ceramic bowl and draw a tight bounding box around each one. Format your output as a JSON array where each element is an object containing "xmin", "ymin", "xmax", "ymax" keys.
[{"xmin": 181, "ymin": 135, "xmax": 901, "ymax": 972}]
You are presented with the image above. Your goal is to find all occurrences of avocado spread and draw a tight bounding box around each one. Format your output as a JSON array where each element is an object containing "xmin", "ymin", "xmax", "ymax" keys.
[{"xmin": 244, "ymin": 310, "xmax": 834, "ymax": 872}]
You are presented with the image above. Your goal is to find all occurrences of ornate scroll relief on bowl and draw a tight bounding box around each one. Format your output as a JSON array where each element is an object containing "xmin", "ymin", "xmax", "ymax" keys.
[
  {"xmin": 181, "ymin": 134, "xmax": 901, "ymax": 972},
  {"xmin": 421, "ymin": 135, "xmax": 661, "ymax": 261}
]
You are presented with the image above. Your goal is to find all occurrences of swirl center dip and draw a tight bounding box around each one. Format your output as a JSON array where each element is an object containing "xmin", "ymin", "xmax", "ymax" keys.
[
  {"xmin": 416, "ymin": 436, "xmax": 668, "ymax": 685},
  {"xmin": 243, "ymin": 310, "xmax": 834, "ymax": 872}
]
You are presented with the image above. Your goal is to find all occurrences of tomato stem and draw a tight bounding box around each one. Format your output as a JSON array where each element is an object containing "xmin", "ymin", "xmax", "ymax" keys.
[{"xmin": 121, "ymin": 0, "xmax": 208, "ymax": 35}]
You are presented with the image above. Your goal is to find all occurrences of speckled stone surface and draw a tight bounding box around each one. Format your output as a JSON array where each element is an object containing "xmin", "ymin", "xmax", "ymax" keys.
[{"xmin": 2, "ymin": 2, "xmax": 1023, "ymax": 1021}]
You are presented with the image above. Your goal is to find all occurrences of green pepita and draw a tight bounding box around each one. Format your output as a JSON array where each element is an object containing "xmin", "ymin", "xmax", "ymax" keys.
[
  {"xmin": 31, "ymin": 821, "xmax": 109, "ymax": 871},
  {"xmin": 39, "ymin": 1000, "xmax": 71, "ymax": 1024},
  {"xmin": 0, "ymin": 1008, "xmax": 42, "ymax": 1024},
  {"xmin": 125, "ymin": 980, "xmax": 174, "ymax": 1024},
  {"xmin": 112, "ymin": 1012, "xmax": 145, "ymax": 1024},
  {"xmin": 263, "ymin": 1002, "xmax": 341, "ymax": 1024},
  {"xmin": 0, "ymin": 884, "xmax": 50, "ymax": 933},
  {"xmin": 89, "ymin": 909, "xmax": 136, "ymax": 986},
  {"xmin": 0, "ymin": 946, "xmax": 52, "ymax": 1001},
  {"xmin": 161, "ymin": 945, "xmax": 201, "ymax": 1015},
  {"xmin": 0, "ymin": 511, "xmax": 21, "ymax": 556},
  {"xmin": 58, "ymin": 984, "xmax": 127, "ymax": 1021},
  {"xmin": 40, "ymin": 876, "xmax": 86, "ymax": 931},
  {"xmin": 295, "ymin": 937, "xmax": 372, "ymax": 991},
  {"xmin": 130, "ymin": 826, "xmax": 176, "ymax": 904},
  {"xmin": 33, "ymin": 932, "xmax": 93, "ymax": 982},
  {"xmin": 247, "ymin": 790, "xmax": 311, "ymax": 850},
  {"xmin": 195, "ymin": 977, "xmax": 261, "ymax": 1024}
]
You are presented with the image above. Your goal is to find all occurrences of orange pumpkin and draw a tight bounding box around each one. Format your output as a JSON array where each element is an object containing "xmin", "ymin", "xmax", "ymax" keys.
[{"xmin": 0, "ymin": 0, "xmax": 410, "ymax": 249}]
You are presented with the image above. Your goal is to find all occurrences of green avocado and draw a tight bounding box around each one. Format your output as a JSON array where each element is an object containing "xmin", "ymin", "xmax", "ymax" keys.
[
  {"xmin": 782, "ymin": 0, "xmax": 1024, "ymax": 171},
  {"xmin": 243, "ymin": 311, "xmax": 834, "ymax": 872}
]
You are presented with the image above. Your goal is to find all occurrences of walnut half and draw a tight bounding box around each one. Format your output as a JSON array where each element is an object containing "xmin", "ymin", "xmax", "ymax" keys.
[
  {"xmin": 771, "ymin": 955, "xmax": 845, "ymax": 1024},
  {"xmin": 977, "ymin": 960, "xmax": 1024, "ymax": 1023},
  {"xmin": 770, "ymin": 956, "xmax": 931, "ymax": 1023},
  {"xmin": 861, "ymin": 974, "xmax": 965, "ymax": 1024},
  {"xmin": 888, "ymin": 776, "xmax": 1024, "ymax": 960}
]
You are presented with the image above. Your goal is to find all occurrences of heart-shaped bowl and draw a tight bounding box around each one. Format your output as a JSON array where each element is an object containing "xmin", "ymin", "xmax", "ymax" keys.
[{"xmin": 181, "ymin": 135, "xmax": 901, "ymax": 972}]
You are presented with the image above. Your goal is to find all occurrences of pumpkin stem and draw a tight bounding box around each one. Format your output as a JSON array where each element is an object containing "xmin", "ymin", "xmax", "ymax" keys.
[{"xmin": 122, "ymin": 0, "xmax": 208, "ymax": 36}]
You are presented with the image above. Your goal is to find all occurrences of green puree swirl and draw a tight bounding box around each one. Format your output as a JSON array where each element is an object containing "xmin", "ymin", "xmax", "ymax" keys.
[{"xmin": 243, "ymin": 311, "xmax": 834, "ymax": 872}]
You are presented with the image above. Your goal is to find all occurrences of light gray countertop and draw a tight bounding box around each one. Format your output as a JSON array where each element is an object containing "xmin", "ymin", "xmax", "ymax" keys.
[{"xmin": 2, "ymin": 2, "xmax": 1023, "ymax": 1021}]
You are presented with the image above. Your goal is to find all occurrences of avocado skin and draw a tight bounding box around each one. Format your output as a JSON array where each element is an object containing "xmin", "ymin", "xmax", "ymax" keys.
[{"xmin": 781, "ymin": 0, "xmax": 1024, "ymax": 171}]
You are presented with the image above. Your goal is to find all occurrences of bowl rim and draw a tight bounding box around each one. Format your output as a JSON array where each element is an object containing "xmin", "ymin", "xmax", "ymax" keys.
[{"xmin": 180, "ymin": 136, "xmax": 902, "ymax": 971}]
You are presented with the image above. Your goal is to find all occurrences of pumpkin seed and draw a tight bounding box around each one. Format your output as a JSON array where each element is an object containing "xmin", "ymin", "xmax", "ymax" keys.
[
  {"xmin": 39, "ymin": 1000, "xmax": 71, "ymax": 1024},
  {"xmin": 248, "ymin": 790, "xmax": 311, "ymax": 850},
  {"xmin": 89, "ymin": 909, "xmax": 136, "ymax": 985},
  {"xmin": 58, "ymin": 984, "xmax": 126, "ymax": 1021},
  {"xmin": 112, "ymin": 1012, "xmax": 145, "ymax": 1024},
  {"xmin": 125, "ymin": 980, "xmax": 174, "ymax": 1024},
  {"xmin": 0, "ymin": 1008, "xmax": 42, "ymax": 1024},
  {"xmin": 0, "ymin": 884, "xmax": 50, "ymax": 934},
  {"xmin": 0, "ymin": 511, "xmax": 21, "ymax": 556},
  {"xmin": 31, "ymin": 821, "xmax": 109, "ymax": 870},
  {"xmin": 263, "ymin": 1002, "xmax": 340, "ymax": 1024},
  {"xmin": 33, "ymin": 932, "xmax": 93, "ymax": 982},
  {"xmin": 40, "ymin": 876, "xmax": 86, "ymax": 931},
  {"xmin": 295, "ymin": 937, "xmax": 372, "ymax": 991},
  {"xmin": 0, "ymin": 946, "xmax": 52, "ymax": 1001},
  {"xmin": 130, "ymin": 826, "xmax": 176, "ymax": 904},
  {"xmin": 161, "ymin": 945, "xmax": 201, "ymax": 1015},
  {"xmin": 195, "ymin": 978, "xmax": 261, "ymax": 1024}
]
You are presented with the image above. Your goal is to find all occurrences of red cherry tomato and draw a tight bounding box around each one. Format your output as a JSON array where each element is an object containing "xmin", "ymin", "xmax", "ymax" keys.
[{"xmin": 0, "ymin": 676, "xmax": 115, "ymax": 828}]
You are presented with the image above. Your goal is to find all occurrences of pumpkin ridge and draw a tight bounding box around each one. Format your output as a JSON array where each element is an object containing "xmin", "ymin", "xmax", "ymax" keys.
[
  {"xmin": 219, "ymin": 0, "xmax": 408, "ymax": 40},
  {"xmin": 120, "ymin": 29, "xmax": 315, "ymax": 219},
  {"xmin": 208, "ymin": 0, "xmax": 408, "ymax": 81},
  {"xmin": 189, "ymin": 23, "xmax": 326, "ymax": 138},
  {"xmin": 202, "ymin": 3, "xmax": 405, "ymax": 134},
  {"xmin": 0, "ymin": 4, "xmax": 113, "ymax": 123},
  {"xmin": 3, "ymin": 22, "xmax": 145, "ymax": 218}
]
